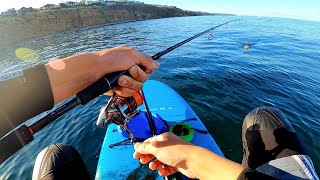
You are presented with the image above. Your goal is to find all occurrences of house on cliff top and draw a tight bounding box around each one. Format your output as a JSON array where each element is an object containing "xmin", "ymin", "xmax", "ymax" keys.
[
  {"xmin": 66, "ymin": 1, "xmax": 79, "ymax": 7},
  {"xmin": 83, "ymin": 0, "xmax": 142, "ymax": 5}
]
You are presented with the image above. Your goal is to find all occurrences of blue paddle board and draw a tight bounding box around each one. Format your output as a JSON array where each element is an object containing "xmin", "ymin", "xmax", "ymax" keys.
[{"xmin": 95, "ymin": 80, "xmax": 223, "ymax": 179}]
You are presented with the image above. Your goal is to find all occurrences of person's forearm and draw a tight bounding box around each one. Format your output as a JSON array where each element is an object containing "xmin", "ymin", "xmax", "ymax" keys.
[
  {"xmin": 187, "ymin": 146, "xmax": 244, "ymax": 180},
  {"xmin": 45, "ymin": 52, "xmax": 101, "ymax": 104},
  {"xmin": 45, "ymin": 47, "xmax": 154, "ymax": 104}
]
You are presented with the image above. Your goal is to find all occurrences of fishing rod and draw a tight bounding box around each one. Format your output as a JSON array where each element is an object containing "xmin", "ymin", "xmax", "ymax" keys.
[
  {"xmin": 0, "ymin": 19, "xmax": 238, "ymax": 164},
  {"xmin": 141, "ymin": 90, "xmax": 157, "ymax": 136},
  {"xmin": 151, "ymin": 19, "xmax": 236, "ymax": 60}
]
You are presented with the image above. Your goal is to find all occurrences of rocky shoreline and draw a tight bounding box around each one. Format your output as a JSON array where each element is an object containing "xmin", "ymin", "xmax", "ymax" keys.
[{"xmin": 0, "ymin": 3, "xmax": 234, "ymax": 47}]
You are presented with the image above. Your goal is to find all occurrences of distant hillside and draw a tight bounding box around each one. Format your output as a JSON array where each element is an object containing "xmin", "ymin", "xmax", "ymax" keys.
[{"xmin": 0, "ymin": 3, "xmax": 235, "ymax": 47}]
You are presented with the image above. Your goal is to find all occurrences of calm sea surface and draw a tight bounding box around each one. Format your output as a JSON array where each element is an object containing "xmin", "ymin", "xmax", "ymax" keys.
[{"xmin": 0, "ymin": 16, "xmax": 319, "ymax": 179}]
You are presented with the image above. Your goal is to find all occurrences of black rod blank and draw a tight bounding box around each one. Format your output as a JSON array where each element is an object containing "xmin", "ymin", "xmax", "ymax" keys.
[
  {"xmin": 141, "ymin": 90, "xmax": 157, "ymax": 136},
  {"xmin": 151, "ymin": 19, "xmax": 237, "ymax": 60}
]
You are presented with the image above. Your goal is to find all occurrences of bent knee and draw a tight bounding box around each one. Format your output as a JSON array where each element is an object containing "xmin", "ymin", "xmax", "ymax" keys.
[
  {"xmin": 32, "ymin": 144, "xmax": 89, "ymax": 180},
  {"xmin": 243, "ymin": 106, "xmax": 295, "ymax": 132}
]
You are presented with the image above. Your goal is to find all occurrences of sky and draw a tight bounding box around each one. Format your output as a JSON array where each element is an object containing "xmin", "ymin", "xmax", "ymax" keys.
[{"xmin": 0, "ymin": 0, "xmax": 319, "ymax": 21}]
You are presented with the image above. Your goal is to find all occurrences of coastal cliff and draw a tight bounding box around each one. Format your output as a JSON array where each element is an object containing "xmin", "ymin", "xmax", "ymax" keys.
[{"xmin": 0, "ymin": 3, "xmax": 233, "ymax": 47}]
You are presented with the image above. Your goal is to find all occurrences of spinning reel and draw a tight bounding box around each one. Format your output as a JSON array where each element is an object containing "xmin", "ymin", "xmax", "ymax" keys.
[{"xmin": 96, "ymin": 91, "xmax": 144, "ymax": 142}]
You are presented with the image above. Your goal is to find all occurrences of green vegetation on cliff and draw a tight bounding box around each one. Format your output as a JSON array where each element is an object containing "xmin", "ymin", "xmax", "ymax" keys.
[{"xmin": 0, "ymin": 3, "xmax": 234, "ymax": 47}]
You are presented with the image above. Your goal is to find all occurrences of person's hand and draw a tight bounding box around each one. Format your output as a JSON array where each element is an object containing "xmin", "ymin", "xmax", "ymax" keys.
[
  {"xmin": 94, "ymin": 46, "xmax": 159, "ymax": 97},
  {"xmin": 133, "ymin": 132, "xmax": 197, "ymax": 178},
  {"xmin": 46, "ymin": 46, "xmax": 159, "ymax": 104}
]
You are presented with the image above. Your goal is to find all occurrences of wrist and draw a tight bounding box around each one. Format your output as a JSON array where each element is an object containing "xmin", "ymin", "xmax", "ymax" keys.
[
  {"xmin": 92, "ymin": 50, "xmax": 118, "ymax": 80},
  {"xmin": 186, "ymin": 145, "xmax": 202, "ymax": 177},
  {"xmin": 177, "ymin": 144, "xmax": 199, "ymax": 178}
]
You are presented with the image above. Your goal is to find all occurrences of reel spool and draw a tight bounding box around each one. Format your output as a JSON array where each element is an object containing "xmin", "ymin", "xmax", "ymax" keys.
[{"xmin": 96, "ymin": 91, "xmax": 143, "ymax": 127}]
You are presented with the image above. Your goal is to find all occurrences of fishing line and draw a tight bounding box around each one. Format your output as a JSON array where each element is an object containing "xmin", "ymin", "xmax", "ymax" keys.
[{"xmin": 151, "ymin": 19, "xmax": 239, "ymax": 60}]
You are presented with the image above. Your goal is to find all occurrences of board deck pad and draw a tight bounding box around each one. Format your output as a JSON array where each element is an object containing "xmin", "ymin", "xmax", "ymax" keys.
[{"xmin": 95, "ymin": 80, "xmax": 223, "ymax": 179}]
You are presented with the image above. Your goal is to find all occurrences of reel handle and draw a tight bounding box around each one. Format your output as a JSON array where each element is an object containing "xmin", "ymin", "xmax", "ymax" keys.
[{"xmin": 76, "ymin": 70, "xmax": 130, "ymax": 105}]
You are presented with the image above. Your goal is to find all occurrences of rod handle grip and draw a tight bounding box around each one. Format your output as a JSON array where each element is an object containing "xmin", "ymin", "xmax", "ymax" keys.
[
  {"xmin": 76, "ymin": 70, "xmax": 130, "ymax": 105},
  {"xmin": 0, "ymin": 125, "xmax": 34, "ymax": 164}
]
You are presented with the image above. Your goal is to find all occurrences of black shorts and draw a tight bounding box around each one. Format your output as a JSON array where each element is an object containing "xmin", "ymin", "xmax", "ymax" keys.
[{"xmin": 241, "ymin": 106, "xmax": 305, "ymax": 169}]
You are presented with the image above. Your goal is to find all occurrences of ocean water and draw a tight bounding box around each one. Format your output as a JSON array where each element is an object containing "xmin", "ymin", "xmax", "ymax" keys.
[{"xmin": 0, "ymin": 16, "xmax": 319, "ymax": 179}]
